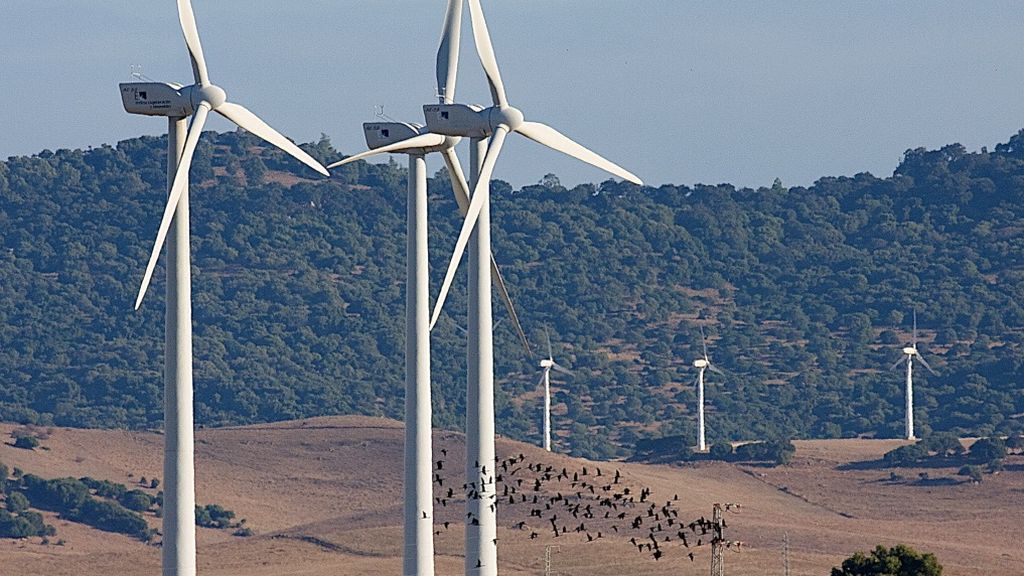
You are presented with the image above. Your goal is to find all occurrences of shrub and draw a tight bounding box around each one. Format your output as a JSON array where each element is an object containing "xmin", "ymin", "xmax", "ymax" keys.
[
  {"xmin": 13, "ymin": 436, "xmax": 39, "ymax": 450},
  {"xmin": 5, "ymin": 491, "xmax": 30, "ymax": 513},
  {"xmin": 22, "ymin": 476, "xmax": 90, "ymax": 512},
  {"xmin": 119, "ymin": 490, "xmax": 153, "ymax": 512},
  {"xmin": 883, "ymin": 443, "xmax": 928, "ymax": 467},
  {"xmin": 832, "ymin": 544, "xmax": 942, "ymax": 575},
  {"xmin": 195, "ymin": 504, "xmax": 236, "ymax": 529},
  {"xmin": 71, "ymin": 498, "xmax": 149, "ymax": 539},
  {"xmin": 922, "ymin": 433, "xmax": 963, "ymax": 457},
  {"xmin": 968, "ymin": 437, "xmax": 1006, "ymax": 464},
  {"xmin": 709, "ymin": 442, "xmax": 734, "ymax": 461}
]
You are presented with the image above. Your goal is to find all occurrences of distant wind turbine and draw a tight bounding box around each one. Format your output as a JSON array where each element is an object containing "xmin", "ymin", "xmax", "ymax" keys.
[
  {"xmin": 118, "ymin": 2, "xmax": 327, "ymax": 574},
  {"xmin": 537, "ymin": 329, "xmax": 573, "ymax": 452},
  {"xmin": 889, "ymin": 310, "xmax": 937, "ymax": 440},
  {"xmin": 693, "ymin": 326, "xmax": 724, "ymax": 452}
]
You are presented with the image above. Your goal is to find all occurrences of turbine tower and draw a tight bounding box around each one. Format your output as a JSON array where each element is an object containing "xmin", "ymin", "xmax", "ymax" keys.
[
  {"xmin": 537, "ymin": 329, "xmax": 573, "ymax": 452},
  {"xmin": 693, "ymin": 326, "xmax": 724, "ymax": 452},
  {"xmin": 119, "ymin": 2, "xmax": 327, "ymax": 574},
  {"xmin": 424, "ymin": 2, "xmax": 642, "ymax": 574},
  {"xmin": 889, "ymin": 310, "xmax": 937, "ymax": 440},
  {"xmin": 325, "ymin": 2, "xmax": 529, "ymax": 573}
]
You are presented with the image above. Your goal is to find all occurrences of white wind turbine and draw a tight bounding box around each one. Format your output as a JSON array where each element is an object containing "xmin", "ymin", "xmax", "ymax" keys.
[
  {"xmin": 537, "ymin": 329, "xmax": 573, "ymax": 452},
  {"xmin": 422, "ymin": 2, "xmax": 641, "ymax": 574},
  {"xmin": 324, "ymin": 2, "xmax": 528, "ymax": 574},
  {"xmin": 889, "ymin": 310, "xmax": 938, "ymax": 440},
  {"xmin": 118, "ymin": 2, "xmax": 328, "ymax": 574},
  {"xmin": 693, "ymin": 326, "xmax": 724, "ymax": 452}
]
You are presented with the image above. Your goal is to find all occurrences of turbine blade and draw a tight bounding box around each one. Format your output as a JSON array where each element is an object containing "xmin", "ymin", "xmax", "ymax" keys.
[
  {"xmin": 135, "ymin": 103, "xmax": 210, "ymax": 309},
  {"xmin": 516, "ymin": 121, "xmax": 643, "ymax": 185},
  {"xmin": 430, "ymin": 127, "xmax": 509, "ymax": 329},
  {"xmin": 442, "ymin": 147, "xmax": 472, "ymax": 213},
  {"xmin": 916, "ymin": 355, "xmax": 938, "ymax": 376},
  {"xmin": 492, "ymin": 254, "xmax": 531, "ymax": 356},
  {"xmin": 215, "ymin": 102, "xmax": 329, "ymax": 176},
  {"xmin": 177, "ymin": 0, "xmax": 209, "ymax": 86},
  {"xmin": 912, "ymin": 309, "xmax": 918, "ymax": 347},
  {"xmin": 708, "ymin": 364, "xmax": 725, "ymax": 377},
  {"xmin": 443, "ymin": 147, "xmax": 529, "ymax": 355},
  {"xmin": 545, "ymin": 327, "xmax": 553, "ymax": 360},
  {"xmin": 552, "ymin": 362, "xmax": 575, "ymax": 377},
  {"xmin": 436, "ymin": 0, "xmax": 463, "ymax": 103},
  {"xmin": 537, "ymin": 371, "xmax": 548, "ymax": 388},
  {"xmin": 889, "ymin": 357, "xmax": 906, "ymax": 372},
  {"xmin": 326, "ymin": 133, "xmax": 447, "ymax": 169},
  {"xmin": 701, "ymin": 325, "xmax": 709, "ymax": 362},
  {"xmin": 466, "ymin": 0, "xmax": 508, "ymax": 107}
]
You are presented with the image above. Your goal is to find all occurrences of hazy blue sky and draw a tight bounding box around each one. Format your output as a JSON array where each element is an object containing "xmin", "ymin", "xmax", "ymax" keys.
[{"xmin": 3, "ymin": 1, "xmax": 1023, "ymax": 189}]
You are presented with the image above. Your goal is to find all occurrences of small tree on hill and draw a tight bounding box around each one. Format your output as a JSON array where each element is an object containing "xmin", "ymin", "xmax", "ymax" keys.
[
  {"xmin": 709, "ymin": 442, "xmax": 734, "ymax": 461},
  {"xmin": 968, "ymin": 437, "xmax": 1006, "ymax": 464},
  {"xmin": 832, "ymin": 544, "xmax": 942, "ymax": 576}
]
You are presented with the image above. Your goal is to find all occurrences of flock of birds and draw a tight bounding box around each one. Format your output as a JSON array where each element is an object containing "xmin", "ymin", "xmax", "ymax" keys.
[{"xmin": 429, "ymin": 448, "xmax": 742, "ymax": 563}]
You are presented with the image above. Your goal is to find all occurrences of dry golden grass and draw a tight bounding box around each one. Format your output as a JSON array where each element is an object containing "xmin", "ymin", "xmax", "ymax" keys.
[{"xmin": 0, "ymin": 418, "xmax": 1021, "ymax": 575}]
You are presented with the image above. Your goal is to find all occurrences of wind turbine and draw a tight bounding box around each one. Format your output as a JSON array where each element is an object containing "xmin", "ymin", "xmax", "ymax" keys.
[
  {"xmin": 422, "ymin": 2, "xmax": 641, "ymax": 574},
  {"xmin": 693, "ymin": 326, "xmax": 724, "ymax": 453},
  {"xmin": 324, "ymin": 2, "xmax": 525, "ymax": 574},
  {"xmin": 118, "ymin": 2, "xmax": 327, "ymax": 574},
  {"xmin": 889, "ymin": 310, "xmax": 937, "ymax": 440},
  {"xmin": 537, "ymin": 329, "xmax": 573, "ymax": 452}
]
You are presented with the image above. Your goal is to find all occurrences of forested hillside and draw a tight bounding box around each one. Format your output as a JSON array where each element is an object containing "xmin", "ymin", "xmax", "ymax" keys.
[{"xmin": 1, "ymin": 129, "xmax": 1022, "ymax": 458}]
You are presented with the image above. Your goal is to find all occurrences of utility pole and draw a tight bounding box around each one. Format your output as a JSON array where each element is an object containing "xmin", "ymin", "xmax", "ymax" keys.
[
  {"xmin": 783, "ymin": 532, "xmax": 791, "ymax": 576},
  {"xmin": 544, "ymin": 545, "xmax": 560, "ymax": 576},
  {"xmin": 711, "ymin": 503, "xmax": 724, "ymax": 576}
]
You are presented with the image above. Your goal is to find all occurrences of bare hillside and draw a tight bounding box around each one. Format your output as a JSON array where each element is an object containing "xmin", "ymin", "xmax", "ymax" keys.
[{"xmin": 0, "ymin": 418, "xmax": 1021, "ymax": 575}]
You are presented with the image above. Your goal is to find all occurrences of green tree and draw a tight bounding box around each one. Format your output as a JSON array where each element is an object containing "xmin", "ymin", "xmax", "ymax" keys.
[
  {"xmin": 5, "ymin": 491, "xmax": 29, "ymax": 513},
  {"xmin": 709, "ymin": 442, "xmax": 734, "ymax": 461},
  {"xmin": 832, "ymin": 544, "xmax": 942, "ymax": 576}
]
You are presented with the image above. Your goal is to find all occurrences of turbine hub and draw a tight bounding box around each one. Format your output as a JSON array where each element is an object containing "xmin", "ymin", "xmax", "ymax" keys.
[
  {"xmin": 693, "ymin": 359, "xmax": 709, "ymax": 368},
  {"xmin": 902, "ymin": 347, "xmax": 918, "ymax": 356},
  {"xmin": 540, "ymin": 359, "xmax": 554, "ymax": 368},
  {"xmin": 489, "ymin": 106, "xmax": 524, "ymax": 133},
  {"xmin": 193, "ymin": 84, "xmax": 227, "ymax": 109}
]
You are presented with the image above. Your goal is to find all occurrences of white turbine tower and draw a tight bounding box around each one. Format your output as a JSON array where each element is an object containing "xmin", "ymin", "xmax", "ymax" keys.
[
  {"xmin": 889, "ymin": 310, "xmax": 938, "ymax": 440},
  {"xmin": 119, "ymin": 2, "xmax": 328, "ymax": 574},
  {"xmin": 423, "ymin": 2, "xmax": 641, "ymax": 574},
  {"xmin": 693, "ymin": 326, "xmax": 724, "ymax": 453},
  {"xmin": 325, "ymin": 2, "xmax": 529, "ymax": 573},
  {"xmin": 537, "ymin": 329, "xmax": 573, "ymax": 452}
]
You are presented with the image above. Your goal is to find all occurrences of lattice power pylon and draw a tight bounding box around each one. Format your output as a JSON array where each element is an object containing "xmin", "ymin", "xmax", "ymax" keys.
[{"xmin": 710, "ymin": 503, "xmax": 724, "ymax": 576}]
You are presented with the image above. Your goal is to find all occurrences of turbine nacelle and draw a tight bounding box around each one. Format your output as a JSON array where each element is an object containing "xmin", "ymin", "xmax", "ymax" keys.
[
  {"xmin": 539, "ymin": 358, "xmax": 555, "ymax": 369},
  {"xmin": 902, "ymin": 346, "xmax": 918, "ymax": 356},
  {"xmin": 423, "ymin": 103, "xmax": 524, "ymax": 139},
  {"xmin": 120, "ymin": 82, "xmax": 192, "ymax": 118},
  {"xmin": 693, "ymin": 359, "xmax": 709, "ymax": 369},
  {"xmin": 423, "ymin": 103, "xmax": 489, "ymax": 138},
  {"xmin": 120, "ymin": 81, "xmax": 226, "ymax": 118},
  {"xmin": 362, "ymin": 122, "xmax": 461, "ymax": 154}
]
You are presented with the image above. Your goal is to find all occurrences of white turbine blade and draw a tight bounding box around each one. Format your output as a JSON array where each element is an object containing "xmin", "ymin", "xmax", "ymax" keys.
[
  {"xmin": 442, "ymin": 147, "xmax": 471, "ymax": 213},
  {"xmin": 545, "ymin": 327, "xmax": 553, "ymax": 360},
  {"xmin": 701, "ymin": 325, "xmax": 709, "ymax": 362},
  {"xmin": 889, "ymin": 357, "xmax": 905, "ymax": 372},
  {"xmin": 551, "ymin": 362, "xmax": 574, "ymax": 377},
  {"xmin": 916, "ymin": 355, "xmax": 938, "ymax": 376},
  {"xmin": 429, "ymin": 127, "xmax": 509, "ymax": 329},
  {"xmin": 491, "ymin": 254, "xmax": 531, "ymax": 356},
  {"xmin": 442, "ymin": 147, "xmax": 529, "ymax": 355},
  {"xmin": 326, "ymin": 133, "xmax": 447, "ymax": 169},
  {"xmin": 177, "ymin": 0, "xmax": 209, "ymax": 86},
  {"xmin": 215, "ymin": 102, "xmax": 329, "ymax": 176},
  {"xmin": 708, "ymin": 364, "xmax": 725, "ymax": 377},
  {"xmin": 135, "ymin": 103, "xmax": 210, "ymax": 309},
  {"xmin": 437, "ymin": 0, "xmax": 463, "ymax": 103},
  {"xmin": 466, "ymin": 0, "xmax": 508, "ymax": 107},
  {"xmin": 912, "ymin": 309, "xmax": 918, "ymax": 347},
  {"xmin": 516, "ymin": 121, "xmax": 643, "ymax": 185},
  {"xmin": 537, "ymin": 371, "xmax": 548, "ymax": 388}
]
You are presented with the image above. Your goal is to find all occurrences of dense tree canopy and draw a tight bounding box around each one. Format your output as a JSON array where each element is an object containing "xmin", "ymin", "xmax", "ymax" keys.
[{"xmin": 1, "ymin": 129, "xmax": 1023, "ymax": 457}]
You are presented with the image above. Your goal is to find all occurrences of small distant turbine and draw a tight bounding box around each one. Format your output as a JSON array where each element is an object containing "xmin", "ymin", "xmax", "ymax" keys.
[
  {"xmin": 694, "ymin": 326, "xmax": 724, "ymax": 452},
  {"xmin": 889, "ymin": 310, "xmax": 937, "ymax": 440},
  {"xmin": 537, "ymin": 329, "xmax": 573, "ymax": 452}
]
